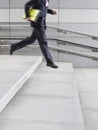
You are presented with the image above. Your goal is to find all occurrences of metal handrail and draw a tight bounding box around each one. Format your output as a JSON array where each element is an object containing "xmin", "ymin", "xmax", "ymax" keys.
[
  {"xmin": 0, "ymin": 23, "xmax": 98, "ymax": 40},
  {"xmin": 0, "ymin": 36, "xmax": 98, "ymax": 51},
  {"xmin": 47, "ymin": 25, "xmax": 98, "ymax": 40},
  {"xmin": 0, "ymin": 23, "xmax": 98, "ymax": 39},
  {"xmin": 0, "ymin": 23, "xmax": 98, "ymax": 60},
  {"xmin": 49, "ymin": 46, "xmax": 98, "ymax": 60},
  {"xmin": 0, "ymin": 44, "xmax": 98, "ymax": 60},
  {"xmin": 47, "ymin": 37, "xmax": 98, "ymax": 52},
  {"xmin": 0, "ymin": 22, "xmax": 29, "ymax": 27},
  {"xmin": 0, "ymin": 37, "xmax": 24, "ymax": 40}
]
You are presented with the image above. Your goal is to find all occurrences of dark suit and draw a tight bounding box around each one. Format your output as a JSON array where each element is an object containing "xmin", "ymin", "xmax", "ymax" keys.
[{"xmin": 12, "ymin": 0, "xmax": 54, "ymax": 64}]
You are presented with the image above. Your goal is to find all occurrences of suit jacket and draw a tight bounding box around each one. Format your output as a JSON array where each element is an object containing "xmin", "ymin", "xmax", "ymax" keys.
[{"xmin": 25, "ymin": 0, "xmax": 53, "ymax": 28}]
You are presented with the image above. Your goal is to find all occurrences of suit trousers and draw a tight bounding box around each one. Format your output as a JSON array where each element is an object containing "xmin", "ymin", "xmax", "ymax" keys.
[{"xmin": 12, "ymin": 26, "xmax": 53, "ymax": 64}]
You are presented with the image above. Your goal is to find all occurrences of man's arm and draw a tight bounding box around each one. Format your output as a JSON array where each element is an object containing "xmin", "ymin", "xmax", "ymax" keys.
[
  {"xmin": 47, "ymin": 9, "xmax": 57, "ymax": 15},
  {"xmin": 25, "ymin": 0, "xmax": 36, "ymax": 18}
]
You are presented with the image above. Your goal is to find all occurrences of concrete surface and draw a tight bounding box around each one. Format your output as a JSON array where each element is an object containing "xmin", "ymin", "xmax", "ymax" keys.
[
  {"xmin": 74, "ymin": 68, "xmax": 98, "ymax": 130},
  {"xmin": 0, "ymin": 55, "xmax": 42, "ymax": 112},
  {"xmin": 0, "ymin": 62, "xmax": 85, "ymax": 130}
]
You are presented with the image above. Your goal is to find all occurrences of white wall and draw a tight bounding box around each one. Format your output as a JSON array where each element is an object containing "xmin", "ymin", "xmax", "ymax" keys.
[
  {"xmin": 47, "ymin": 9, "xmax": 98, "ymax": 23},
  {"xmin": 1, "ymin": 9, "xmax": 98, "ymax": 23}
]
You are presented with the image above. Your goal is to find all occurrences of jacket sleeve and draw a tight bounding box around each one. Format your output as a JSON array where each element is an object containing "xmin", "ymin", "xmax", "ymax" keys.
[
  {"xmin": 25, "ymin": 0, "xmax": 36, "ymax": 18},
  {"xmin": 47, "ymin": 9, "xmax": 53, "ymax": 14}
]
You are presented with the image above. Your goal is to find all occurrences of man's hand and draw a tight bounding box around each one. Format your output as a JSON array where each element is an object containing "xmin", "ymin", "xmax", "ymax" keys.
[
  {"xmin": 52, "ymin": 10, "xmax": 57, "ymax": 15},
  {"xmin": 26, "ymin": 17, "xmax": 31, "ymax": 21}
]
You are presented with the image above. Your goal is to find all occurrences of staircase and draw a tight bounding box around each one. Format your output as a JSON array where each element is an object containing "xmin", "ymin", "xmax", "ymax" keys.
[
  {"xmin": 0, "ymin": 56, "xmax": 85, "ymax": 130},
  {"xmin": 0, "ymin": 55, "xmax": 42, "ymax": 112}
]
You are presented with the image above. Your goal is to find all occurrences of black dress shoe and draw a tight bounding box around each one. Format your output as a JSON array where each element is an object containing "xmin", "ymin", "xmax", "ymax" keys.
[
  {"xmin": 47, "ymin": 63, "xmax": 58, "ymax": 69},
  {"xmin": 10, "ymin": 45, "xmax": 14, "ymax": 55}
]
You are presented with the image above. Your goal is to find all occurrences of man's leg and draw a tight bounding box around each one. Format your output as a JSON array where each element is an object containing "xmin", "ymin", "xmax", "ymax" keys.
[
  {"xmin": 36, "ymin": 27, "xmax": 58, "ymax": 68},
  {"xmin": 10, "ymin": 29, "xmax": 37, "ymax": 55}
]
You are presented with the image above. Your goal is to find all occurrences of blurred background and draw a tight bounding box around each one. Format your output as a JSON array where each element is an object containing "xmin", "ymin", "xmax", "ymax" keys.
[{"xmin": 0, "ymin": 0, "xmax": 98, "ymax": 67}]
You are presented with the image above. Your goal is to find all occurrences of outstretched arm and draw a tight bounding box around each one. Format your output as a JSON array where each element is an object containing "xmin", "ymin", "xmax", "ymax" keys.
[{"xmin": 47, "ymin": 9, "xmax": 57, "ymax": 15}]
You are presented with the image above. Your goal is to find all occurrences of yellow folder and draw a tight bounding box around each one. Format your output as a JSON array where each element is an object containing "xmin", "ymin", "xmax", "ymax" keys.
[{"xmin": 23, "ymin": 8, "xmax": 40, "ymax": 22}]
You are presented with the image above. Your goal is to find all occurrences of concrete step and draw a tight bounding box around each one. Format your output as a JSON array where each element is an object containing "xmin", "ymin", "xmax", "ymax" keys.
[
  {"xmin": 0, "ymin": 62, "xmax": 85, "ymax": 130},
  {"xmin": 74, "ymin": 68, "xmax": 98, "ymax": 130},
  {"xmin": 0, "ymin": 55, "xmax": 42, "ymax": 112}
]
